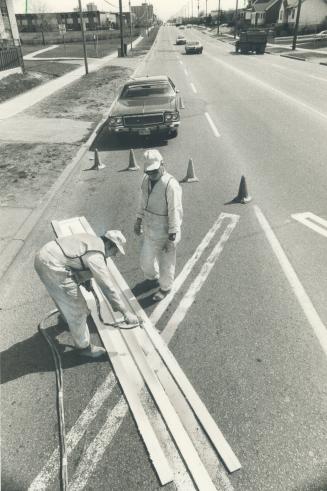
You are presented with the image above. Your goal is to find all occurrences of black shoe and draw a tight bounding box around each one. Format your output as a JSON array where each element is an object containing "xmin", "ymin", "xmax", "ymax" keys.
[{"xmin": 152, "ymin": 289, "xmax": 170, "ymax": 302}]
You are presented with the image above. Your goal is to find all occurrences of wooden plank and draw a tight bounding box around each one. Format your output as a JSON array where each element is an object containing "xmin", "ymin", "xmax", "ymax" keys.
[
  {"xmin": 121, "ymin": 328, "xmax": 217, "ymax": 491},
  {"xmin": 106, "ymin": 258, "xmax": 241, "ymax": 473},
  {"xmin": 51, "ymin": 216, "xmax": 240, "ymax": 474}
]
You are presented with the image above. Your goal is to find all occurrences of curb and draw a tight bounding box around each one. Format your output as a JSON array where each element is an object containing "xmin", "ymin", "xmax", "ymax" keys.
[
  {"xmin": 0, "ymin": 30, "xmax": 158, "ymax": 280},
  {"xmin": 280, "ymin": 54, "xmax": 306, "ymax": 61}
]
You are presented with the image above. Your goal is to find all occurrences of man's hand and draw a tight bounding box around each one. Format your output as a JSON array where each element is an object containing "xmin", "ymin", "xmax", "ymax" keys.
[
  {"xmin": 123, "ymin": 312, "xmax": 139, "ymax": 325},
  {"xmin": 163, "ymin": 233, "xmax": 176, "ymax": 252},
  {"xmin": 134, "ymin": 218, "xmax": 143, "ymax": 236}
]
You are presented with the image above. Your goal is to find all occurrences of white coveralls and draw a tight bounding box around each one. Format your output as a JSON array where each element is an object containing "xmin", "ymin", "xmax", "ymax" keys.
[
  {"xmin": 136, "ymin": 171, "xmax": 183, "ymax": 292},
  {"xmin": 34, "ymin": 234, "xmax": 126, "ymax": 349}
]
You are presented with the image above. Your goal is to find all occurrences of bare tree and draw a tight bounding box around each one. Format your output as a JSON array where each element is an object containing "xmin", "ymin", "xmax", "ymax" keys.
[{"xmin": 30, "ymin": 1, "xmax": 53, "ymax": 46}]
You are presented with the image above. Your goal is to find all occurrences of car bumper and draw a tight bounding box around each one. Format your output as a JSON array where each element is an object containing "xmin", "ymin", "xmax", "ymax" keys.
[
  {"xmin": 108, "ymin": 122, "xmax": 180, "ymax": 135},
  {"xmin": 185, "ymin": 49, "xmax": 202, "ymax": 54}
]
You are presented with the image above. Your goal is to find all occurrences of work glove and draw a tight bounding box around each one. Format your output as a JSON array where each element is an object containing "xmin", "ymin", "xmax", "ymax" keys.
[
  {"xmin": 134, "ymin": 218, "xmax": 143, "ymax": 236},
  {"xmin": 123, "ymin": 312, "xmax": 139, "ymax": 325}
]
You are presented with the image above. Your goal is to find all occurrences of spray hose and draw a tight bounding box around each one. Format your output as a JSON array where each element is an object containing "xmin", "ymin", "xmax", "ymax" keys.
[{"xmin": 38, "ymin": 309, "xmax": 68, "ymax": 491}]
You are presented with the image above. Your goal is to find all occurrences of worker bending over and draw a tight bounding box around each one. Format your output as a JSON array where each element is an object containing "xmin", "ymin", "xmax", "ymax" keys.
[
  {"xmin": 134, "ymin": 149, "xmax": 183, "ymax": 302},
  {"xmin": 35, "ymin": 230, "xmax": 138, "ymax": 358}
]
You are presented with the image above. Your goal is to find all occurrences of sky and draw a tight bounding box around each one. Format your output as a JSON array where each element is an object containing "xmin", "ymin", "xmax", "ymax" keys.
[{"xmin": 14, "ymin": 0, "xmax": 245, "ymax": 20}]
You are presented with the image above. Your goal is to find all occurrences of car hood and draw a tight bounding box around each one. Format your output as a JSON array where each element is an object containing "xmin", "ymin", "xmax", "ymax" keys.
[{"xmin": 111, "ymin": 96, "xmax": 177, "ymax": 115}]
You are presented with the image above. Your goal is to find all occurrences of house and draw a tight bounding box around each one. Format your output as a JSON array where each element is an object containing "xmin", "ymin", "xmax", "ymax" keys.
[
  {"xmin": 277, "ymin": 0, "xmax": 327, "ymax": 29},
  {"xmin": 242, "ymin": 0, "xmax": 283, "ymax": 26},
  {"xmin": 0, "ymin": 0, "xmax": 23, "ymax": 76}
]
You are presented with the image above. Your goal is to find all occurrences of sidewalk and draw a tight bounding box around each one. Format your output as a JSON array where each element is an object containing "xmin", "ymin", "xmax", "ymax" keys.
[{"xmin": 0, "ymin": 33, "xmax": 151, "ymax": 279}]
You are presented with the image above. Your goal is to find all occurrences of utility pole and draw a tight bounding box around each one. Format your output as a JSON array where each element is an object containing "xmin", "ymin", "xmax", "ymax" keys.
[
  {"xmin": 25, "ymin": 0, "xmax": 28, "ymax": 13},
  {"xmin": 78, "ymin": 0, "xmax": 88, "ymax": 74},
  {"xmin": 206, "ymin": 0, "xmax": 207, "ymax": 18},
  {"xmin": 118, "ymin": 0, "xmax": 124, "ymax": 56},
  {"xmin": 197, "ymin": 0, "xmax": 199, "ymax": 18},
  {"xmin": 292, "ymin": 0, "xmax": 302, "ymax": 50},
  {"xmin": 191, "ymin": 0, "xmax": 193, "ymax": 19},
  {"xmin": 217, "ymin": 0, "xmax": 221, "ymax": 35},
  {"xmin": 234, "ymin": 0, "xmax": 239, "ymax": 39},
  {"xmin": 129, "ymin": 0, "xmax": 133, "ymax": 52}
]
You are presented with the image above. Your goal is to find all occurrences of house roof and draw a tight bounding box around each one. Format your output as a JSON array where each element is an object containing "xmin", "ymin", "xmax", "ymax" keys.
[{"xmin": 252, "ymin": 0, "xmax": 282, "ymax": 11}]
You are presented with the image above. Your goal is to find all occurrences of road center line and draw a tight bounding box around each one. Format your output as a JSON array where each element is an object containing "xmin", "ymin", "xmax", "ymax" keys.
[
  {"xmin": 162, "ymin": 216, "xmax": 239, "ymax": 344},
  {"xmin": 254, "ymin": 205, "xmax": 327, "ymax": 357},
  {"xmin": 28, "ymin": 373, "xmax": 117, "ymax": 490},
  {"xmin": 179, "ymin": 60, "xmax": 183, "ymax": 65},
  {"xmin": 190, "ymin": 82, "xmax": 197, "ymax": 93},
  {"xmin": 205, "ymin": 112, "xmax": 221, "ymax": 137},
  {"xmin": 184, "ymin": 68, "xmax": 189, "ymax": 76},
  {"xmin": 151, "ymin": 213, "xmax": 237, "ymax": 325}
]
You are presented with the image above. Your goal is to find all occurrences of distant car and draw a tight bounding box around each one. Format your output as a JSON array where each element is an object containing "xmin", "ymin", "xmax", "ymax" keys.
[
  {"xmin": 219, "ymin": 23, "xmax": 228, "ymax": 28},
  {"xmin": 106, "ymin": 75, "xmax": 180, "ymax": 139},
  {"xmin": 316, "ymin": 30, "xmax": 327, "ymax": 38},
  {"xmin": 176, "ymin": 35, "xmax": 187, "ymax": 45},
  {"xmin": 185, "ymin": 41, "xmax": 203, "ymax": 54},
  {"xmin": 179, "ymin": 25, "xmax": 185, "ymax": 29}
]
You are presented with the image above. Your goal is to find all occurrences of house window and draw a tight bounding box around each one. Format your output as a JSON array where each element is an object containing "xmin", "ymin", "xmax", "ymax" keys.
[{"xmin": 292, "ymin": 8, "xmax": 295, "ymax": 19}]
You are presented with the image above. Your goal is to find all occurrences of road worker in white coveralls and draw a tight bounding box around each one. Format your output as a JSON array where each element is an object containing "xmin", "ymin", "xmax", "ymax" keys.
[
  {"xmin": 134, "ymin": 149, "xmax": 183, "ymax": 302},
  {"xmin": 35, "ymin": 230, "xmax": 138, "ymax": 358}
]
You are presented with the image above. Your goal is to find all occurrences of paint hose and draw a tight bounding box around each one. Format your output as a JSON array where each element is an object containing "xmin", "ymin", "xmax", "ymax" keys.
[
  {"xmin": 38, "ymin": 309, "xmax": 68, "ymax": 491},
  {"xmin": 90, "ymin": 283, "xmax": 142, "ymax": 330}
]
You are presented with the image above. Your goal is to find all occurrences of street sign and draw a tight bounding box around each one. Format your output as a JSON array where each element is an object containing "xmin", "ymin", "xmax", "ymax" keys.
[{"xmin": 58, "ymin": 24, "xmax": 66, "ymax": 34}]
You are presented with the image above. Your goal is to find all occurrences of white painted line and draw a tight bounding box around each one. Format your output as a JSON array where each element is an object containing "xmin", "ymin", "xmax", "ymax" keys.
[
  {"xmin": 310, "ymin": 75, "xmax": 327, "ymax": 83},
  {"xmin": 162, "ymin": 216, "xmax": 239, "ymax": 344},
  {"xmin": 292, "ymin": 212, "xmax": 327, "ymax": 238},
  {"xmin": 205, "ymin": 51, "xmax": 327, "ymax": 122},
  {"xmin": 179, "ymin": 60, "xmax": 184, "ymax": 65},
  {"xmin": 151, "ymin": 213, "xmax": 236, "ymax": 326},
  {"xmin": 254, "ymin": 205, "xmax": 327, "ymax": 357},
  {"xmin": 190, "ymin": 82, "xmax": 197, "ymax": 93},
  {"xmin": 205, "ymin": 112, "xmax": 221, "ymax": 138},
  {"xmin": 68, "ymin": 398, "xmax": 127, "ymax": 491},
  {"xmin": 28, "ymin": 373, "xmax": 117, "ymax": 490},
  {"xmin": 184, "ymin": 68, "xmax": 189, "ymax": 76}
]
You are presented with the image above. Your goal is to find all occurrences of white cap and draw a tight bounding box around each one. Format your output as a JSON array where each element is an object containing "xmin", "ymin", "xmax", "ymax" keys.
[
  {"xmin": 144, "ymin": 149, "xmax": 163, "ymax": 172},
  {"xmin": 104, "ymin": 230, "xmax": 126, "ymax": 255}
]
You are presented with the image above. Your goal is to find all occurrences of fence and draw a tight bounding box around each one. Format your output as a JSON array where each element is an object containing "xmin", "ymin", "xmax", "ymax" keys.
[{"xmin": 0, "ymin": 40, "xmax": 23, "ymax": 72}]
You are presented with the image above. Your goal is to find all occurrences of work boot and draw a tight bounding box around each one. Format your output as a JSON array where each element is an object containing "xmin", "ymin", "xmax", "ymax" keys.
[
  {"xmin": 78, "ymin": 344, "xmax": 106, "ymax": 359},
  {"xmin": 152, "ymin": 289, "xmax": 170, "ymax": 302}
]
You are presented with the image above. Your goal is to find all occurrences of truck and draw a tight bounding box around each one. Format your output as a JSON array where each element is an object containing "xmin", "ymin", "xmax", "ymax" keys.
[{"xmin": 235, "ymin": 29, "xmax": 267, "ymax": 54}]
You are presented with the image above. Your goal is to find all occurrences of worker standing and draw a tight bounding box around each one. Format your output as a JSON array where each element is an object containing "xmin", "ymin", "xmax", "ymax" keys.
[
  {"xmin": 134, "ymin": 149, "xmax": 183, "ymax": 302},
  {"xmin": 35, "ymin": 230, "xmax": 138, "ymax": 358}
]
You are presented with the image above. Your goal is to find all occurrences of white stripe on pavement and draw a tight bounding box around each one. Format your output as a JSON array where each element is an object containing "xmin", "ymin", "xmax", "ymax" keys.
[
  {"xmin": 184, "ymin": 68, "xmax": 189, "ymax": 76},
  {"xmin": 190, "ymin": 83, "xmax": 197, "ymax": 93},
  {"xmin": 28, "ymin": 373, "xmax": 117, "ymax": 490},
  {"xmin": 162, "ymin": 216, "xmax": 239, "ymax": 344},
  {"xmin": 254, "ymin": 205, "xmax": 327, "ymax": 357},
  {"xmin": 205, "ymin": 112, "xmax": 221, "ymax": 137},
  {"xmin": 151, "ymin": 213, "xmax": 237, "ymax": 326}
]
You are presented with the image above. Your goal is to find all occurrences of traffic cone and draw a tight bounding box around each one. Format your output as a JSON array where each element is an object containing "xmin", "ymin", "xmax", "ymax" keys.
[
  {"xmin": 125, "ymin": 149, "xmax": 139, "ymax": 171},
  {"xmin": 180, "ymin": 158, "xmax": 199, "ymax": 183},
  {"xmin": 236, "ymin": 175, "xmax": 251, "ymax": 203},
  {"xmin": 88, "ymin": 148, "xmax": 105, "ymax": 170}
]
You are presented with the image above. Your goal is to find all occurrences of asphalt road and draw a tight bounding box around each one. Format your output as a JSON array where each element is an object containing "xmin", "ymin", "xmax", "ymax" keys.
[{"xmin": 1, "ymin": 26, "xmax": 327, "ymax": 491}]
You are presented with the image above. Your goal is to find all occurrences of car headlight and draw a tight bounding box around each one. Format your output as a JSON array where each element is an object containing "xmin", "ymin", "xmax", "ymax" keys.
[
  {"xmin": 165, "ymin": 112, "xmax": 179, "ymax": 122},
  {"xmin": 108, "ymin": 116, "xmax": 123, "ymax": 126}
]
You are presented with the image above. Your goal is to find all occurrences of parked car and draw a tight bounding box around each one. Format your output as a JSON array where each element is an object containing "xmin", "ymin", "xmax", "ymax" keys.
[
  {"xmin": 176, "ymin": 35, "xmax": 187, "ymax": 45},
  {"xmin": 106, "ymin": 75, "xmax": 180, "ymax": 139},
  {"xmin": 316, "ymin": 30, "xmax": 327, "ymax": 38},
  {"xmin": 185, "ymin": 41, "xmax": 203, "ymax": 54}
]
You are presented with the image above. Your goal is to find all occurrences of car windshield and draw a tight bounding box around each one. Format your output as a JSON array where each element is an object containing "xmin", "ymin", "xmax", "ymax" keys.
[
  {"xmin": 187, "ymin": 41, "xmax": 199, "ymax": 46},
  {"xmin": 121, "ymin": 82, "xmax": 174, "ymax": 98}
]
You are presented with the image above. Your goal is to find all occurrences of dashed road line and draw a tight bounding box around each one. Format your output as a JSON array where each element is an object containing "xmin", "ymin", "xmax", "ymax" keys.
[
  {"xmin": 205, "ymin": 112, "xmax": 221, "ymax": 137},
  {"xmin": 254, "ymin": 205, "xmax": 327, "ymax": 357},
  {"xmin": 190, "ymin": 82, "xmax": 197, "ymax": 93},
  {"xmin": 184, "ymin": 68, "xmax": 189, "ymax": 76}
]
